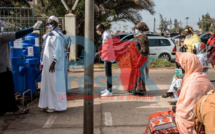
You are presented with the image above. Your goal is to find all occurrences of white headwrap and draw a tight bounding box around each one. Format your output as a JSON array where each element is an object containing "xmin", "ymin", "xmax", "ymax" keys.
[{"xmin": 48, "ymin": 16, "xmax": 59, "ymax": 23}]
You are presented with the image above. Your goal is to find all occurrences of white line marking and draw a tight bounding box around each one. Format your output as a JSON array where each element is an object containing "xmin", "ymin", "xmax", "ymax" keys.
[
  {"xmin": 43, "ymin": 115, "xmax": 57, "ymax": 128},
  {"xmin": 104, "ymin": 112, "xmax": 112, "ymax": 126}
]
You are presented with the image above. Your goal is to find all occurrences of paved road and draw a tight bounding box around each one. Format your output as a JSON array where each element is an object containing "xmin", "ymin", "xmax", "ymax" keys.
[{"xmin": 1, "ymin": 68, "xmax": 215, "ymax": 134}]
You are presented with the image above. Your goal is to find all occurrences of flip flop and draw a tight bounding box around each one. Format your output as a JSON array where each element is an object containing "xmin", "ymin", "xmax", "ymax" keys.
[
  {"xmin": 13, "ymin": 108, "xmax": 29, "ymax": 115},
  {"xmin": 162, "ymin": 92, "xmax": 173, "ymax": 98}
]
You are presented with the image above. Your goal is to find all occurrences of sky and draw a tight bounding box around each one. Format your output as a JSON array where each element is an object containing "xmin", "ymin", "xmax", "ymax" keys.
[{"xmin": 111, "ymin": 0, "xmax": 215, "ymax": 33}]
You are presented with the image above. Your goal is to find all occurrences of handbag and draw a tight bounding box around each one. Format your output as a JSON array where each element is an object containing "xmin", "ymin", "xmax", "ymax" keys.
[{"xmin": 145, "ymin": 110, "xmax": 179, "ymax": 134}]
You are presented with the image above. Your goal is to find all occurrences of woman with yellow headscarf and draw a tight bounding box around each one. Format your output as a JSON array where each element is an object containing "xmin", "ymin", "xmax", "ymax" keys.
[{"xmin": 183, "ymin": 27, "xmax": 201, "ymax": 53}]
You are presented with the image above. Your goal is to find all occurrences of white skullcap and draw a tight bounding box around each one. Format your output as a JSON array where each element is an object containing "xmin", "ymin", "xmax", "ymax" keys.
[
  {"xmin": 0, "ymin": 20, "xmax": 7, "ymax": 27},
  {"xmin": 48, "ymin": 16, "xmax": 59, "ymax": 23}
]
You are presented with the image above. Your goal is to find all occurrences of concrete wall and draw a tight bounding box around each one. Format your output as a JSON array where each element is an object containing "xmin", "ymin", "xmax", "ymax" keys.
[{"xmin": 65, "ymin": 14, "xmax": 77, "ymax": 61}]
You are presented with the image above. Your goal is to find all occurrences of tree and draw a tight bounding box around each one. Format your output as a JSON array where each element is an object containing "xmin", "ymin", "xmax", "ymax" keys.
[
  {"xmin": 158, "ymin": 14, "xmax": 169, "ymax": 33},
  {"xmin": 172, "ymin": 19, "xmax": 179, "ymax": 33},
  {"xmin": 169, "ymin": 18, "xmax": 172, "ymax": 30},
  {"xmin": 0, "ymin": 0, "xmax": 30, "ymax": 7},
  {"xmin": 198, "ymin": 13, "xmax": 212, "ymax": 33},
  {"xmin": 33, "ymin": 0, "xmax": 155, "ymax": 36}
]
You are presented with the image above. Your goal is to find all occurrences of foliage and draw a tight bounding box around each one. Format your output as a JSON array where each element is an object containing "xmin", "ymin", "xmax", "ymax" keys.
[
  {"xmin": 33, "ymin": 0, "xmax": 155, "ymax": 54},
  {"xmin": 33, "ymin": 0, "xmax": 155, "ymax": 35},
  {"xmin": 158, "ymin": 14, "xmax": 169, "ymax": 33},
  {"xmin": 198, "ymin": 13, "xmax": 215, "ymax": 33},
  {"xmin": 94, "ymin": 63, "xmax": 119, "ymax": 69},
  {"xmin": 94, "ymin": 58, "xmax": 175, "ymax": 69},
  {"xmin": 0, "ymin": 0, "xmax": 30, "ymax": 7},
  {"xmin": 158, "ymin": 14, "xmax": 184, "ymax": 33},
  {"xmin": 149, "ymin": 58, "xmax": 175, "ymax": 68}
]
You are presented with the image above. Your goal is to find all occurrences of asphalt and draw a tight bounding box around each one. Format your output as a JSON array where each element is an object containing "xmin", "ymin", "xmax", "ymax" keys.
[{"xmin": 1, "ymin": 68, "xmax": 215, "ymax": 134}]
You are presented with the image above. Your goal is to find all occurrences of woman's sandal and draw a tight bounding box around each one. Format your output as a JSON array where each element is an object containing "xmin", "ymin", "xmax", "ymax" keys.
[
  {"xmin": 13, "ymin": 108, "xmax": 29, "ymax": 115},
  {"xmin": 162, "ymin": 92, "xmax": 173, "ymax": 98}
]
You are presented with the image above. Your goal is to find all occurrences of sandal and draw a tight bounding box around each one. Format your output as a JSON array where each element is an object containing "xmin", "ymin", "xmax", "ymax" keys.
[
  {"xmin": 162, "ymin": 92, "xmax": 173, "ymax": 98},
  {"xmin": 13, "ymin": 108, "xmax": 29, "ymax": 115},
  {"xmin": 170, "ymin": 101, "xmax": 177, "ymax": 105},
  {"xmin": 172, "ymin": 105, "xmax": 177, "ymax": 113}
]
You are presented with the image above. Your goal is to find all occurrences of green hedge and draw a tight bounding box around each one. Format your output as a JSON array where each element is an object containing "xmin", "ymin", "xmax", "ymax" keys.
[{"xmin": 149, "ymin": 58, "xmax": 175, "ymax": 68}]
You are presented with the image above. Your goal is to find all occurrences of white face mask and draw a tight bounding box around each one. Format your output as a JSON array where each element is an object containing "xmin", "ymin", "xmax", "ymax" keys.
[
  {"xmin": 186, "ymin": 34, "xmax": 192, "ymax": 39},
  {"xmin": 47, "ymin": 24, "xmax": 54, "ymax": 31},
  {"xmin": 135, "ymin": 29, "xmax": 140, "ymax": 34},
  {"xmin": 0, "ymin": 27, "xmax": 4, "ymax": 32}
]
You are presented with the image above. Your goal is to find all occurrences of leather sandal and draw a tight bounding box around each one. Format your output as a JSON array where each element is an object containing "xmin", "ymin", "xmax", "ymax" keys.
[
  {"xmin": 162, "ymin": 92, "xmax": 173, "ymax": 98},
  {"xmin": 13, "ymin": 108, "xmax": 29, "ymax": 115}
]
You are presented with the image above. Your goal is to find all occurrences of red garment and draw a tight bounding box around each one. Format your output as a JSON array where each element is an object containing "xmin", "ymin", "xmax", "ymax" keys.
[
  {"xmin": 145, "ymin": 110, "xmax": 179, "ymax": 134},
  {"xmin": 207, "ymin": 48, "xmax": 215, "ymax": 66},
  {"xmin": 100, "ymin": 37, "xmax": 148, "ymax": 91},
  {"xmin": 207, "ymin": 37, "xmax": 215, "ymax": 46}
]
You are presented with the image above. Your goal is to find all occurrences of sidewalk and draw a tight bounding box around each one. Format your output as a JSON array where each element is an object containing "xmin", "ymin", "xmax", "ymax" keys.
[{"xmin": 1, "ymin": 68, "xmax": 215, "ymax": 134}]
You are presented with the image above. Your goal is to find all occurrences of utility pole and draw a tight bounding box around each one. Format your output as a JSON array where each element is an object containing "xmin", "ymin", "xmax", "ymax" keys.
[
  {"xmin": 153, "ymin": 17, "xmax": 156, "ymax": 33},
  {"xmin": 84, "ymin": 0, "xmax": 94, "ymax": 134}
]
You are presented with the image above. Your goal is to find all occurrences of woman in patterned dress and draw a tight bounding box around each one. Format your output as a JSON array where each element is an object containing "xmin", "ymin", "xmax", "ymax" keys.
[{"xmin": 129, "ymin": 22, "xmax": 150, "ymax": 95}]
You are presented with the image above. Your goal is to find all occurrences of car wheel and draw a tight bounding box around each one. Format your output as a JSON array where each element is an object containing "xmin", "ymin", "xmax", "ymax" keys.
[{"xmin": 159, "ymin": 53, "xmax": 171, "ymax": 61}]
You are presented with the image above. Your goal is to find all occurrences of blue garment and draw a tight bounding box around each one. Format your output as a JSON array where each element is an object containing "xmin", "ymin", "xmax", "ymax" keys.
[{"xmin": 63, "ymin": 35, "xmax": 72, "ymax": 90}]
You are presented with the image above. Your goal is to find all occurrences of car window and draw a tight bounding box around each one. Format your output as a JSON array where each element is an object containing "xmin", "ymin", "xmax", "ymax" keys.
[
  {"xmin": 201, "ymin": 34, "xmax": 210, "ymax": 40},
  {"xmin": 119, "ymin": 35, "xmax": 127, "ymax": 39},
  {"xmin": 123, "ymin": 35, "xmax": 134, "ymax": 41},
  {"xmin": 160, "ymin": 39, "xmax": 171, "ymax": 46},
  {"xmin": 149, "ymin": 39, "xmax": 159, "ymax": 47},
  {"xmin": 206, "ymin": 34, "xmax": 210, "ymax": 39}
]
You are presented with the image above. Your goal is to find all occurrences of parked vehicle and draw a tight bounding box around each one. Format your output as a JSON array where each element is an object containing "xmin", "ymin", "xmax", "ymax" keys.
[
  {"xmin": 121, "ymin": 33, "xmax": 160, "ymax": 42},
  {"xmin": 112, "ymin": 33, "xmax": 128, "ymax": 40},
  {"xmin": 171, "ymin": 34, "xmax": 185, "ymax": 44},
  {"xmin": 148, "ymin": 36, "xmax": 176, "ymax": 61},
  {"xmin": 169, "ymin": 33, "xmax": 179, "ymax": 38},
  {"xmin": 200, "ymin": 34, "xmax": 210, "ymax": 44},
  {"xmin": 128, "ymin": 36, "xmax": 176, "ymax": 61},
  {"xmin": 121, "ymin": 34, "xmax": 134, "ymax": 42},
  {"xmin": 165, "ymin": 33, "xmax": 179, "ymax": 38}
]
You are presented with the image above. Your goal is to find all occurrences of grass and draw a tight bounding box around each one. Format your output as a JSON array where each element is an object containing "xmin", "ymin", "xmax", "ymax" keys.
[
  {"xmin": 94, "ymin": 63, "xmax": 119, "ymax": 69},
  {"xmin": 149, "ymin": 58, "xmax": 175, "ymax": 68},
  {"xmin": 94, "ymin": 58, "xmax": 175, "ymax": 69}
]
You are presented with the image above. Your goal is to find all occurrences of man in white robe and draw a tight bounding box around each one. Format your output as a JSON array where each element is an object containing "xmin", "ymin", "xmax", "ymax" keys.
[{"xmin": 39, "ymin": 16, "xmax": 67, "ymax": 112}]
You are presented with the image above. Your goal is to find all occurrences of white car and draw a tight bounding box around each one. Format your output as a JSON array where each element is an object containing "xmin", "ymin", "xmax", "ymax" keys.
[
  {"xmin": 129, "ymin": 36, "xmax": 176, "ymax": 61},
  {"xmin": 148, "ymin": 36, "xmax": 176, "ymax": 61}
]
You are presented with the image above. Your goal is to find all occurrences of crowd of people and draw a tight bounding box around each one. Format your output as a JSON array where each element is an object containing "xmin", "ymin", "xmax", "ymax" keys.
[
  {"xmin": 146, "ymin": 27, "xmax": 215, "ymax": 134},
  {"xmin": 1, "ymin": 14, "xmax": 215, "ymax": 133}
]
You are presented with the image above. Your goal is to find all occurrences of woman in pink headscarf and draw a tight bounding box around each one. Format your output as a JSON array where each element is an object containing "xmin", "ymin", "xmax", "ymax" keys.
[{"xmin": 175, "ymin": 52, "xmax": 214, "ymax": 134}]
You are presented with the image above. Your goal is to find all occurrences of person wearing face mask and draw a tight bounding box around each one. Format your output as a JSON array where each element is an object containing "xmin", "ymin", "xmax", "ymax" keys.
[
  {"xmin": 183, "ymin": 27, "xmax": 201, "ymax": 53},
  {"xmin": 162, "ymin": 66, "xmax": 183, "ymax": 102},
  {"xmin": 38, "ymin": 16, "xmax": 67, "ymax": 113},
  {"xmin": 96, "ymin": 24, "xmax": 115, "ymax": 97},
  {"xmin": 0, "ymin": 20, "xmax": 41, "ymax": 116},
  {"xmin": 129, "ymin": 22, "xmax": 149, "ymax": 95},
  {"xmin": 162, "ymin": 44, "xmax": 209, "ymax": 101},
  {"xmin": 145, "ymin": 52, "xmax": 214, "ymax": 134}
]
